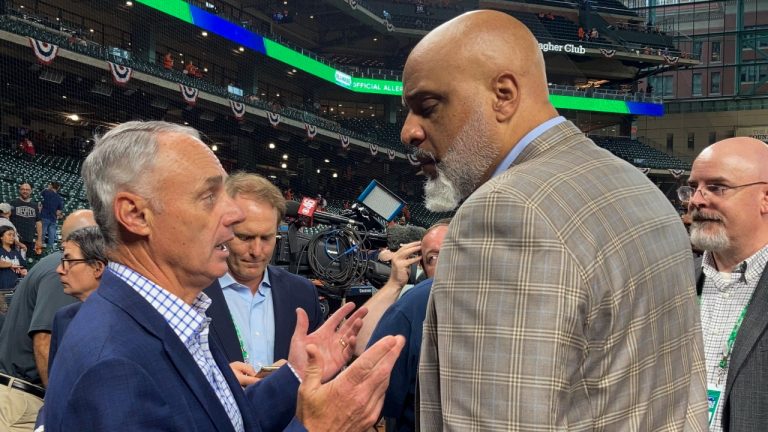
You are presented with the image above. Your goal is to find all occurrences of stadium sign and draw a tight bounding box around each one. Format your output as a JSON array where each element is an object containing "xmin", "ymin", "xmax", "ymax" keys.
[
  {"xmin": 335, "ymin": 71, "xmax": 352, "ymax": 88},
  {"xmin": 538, "ymin": 42, "xmax": 587, "ymax": 55}
]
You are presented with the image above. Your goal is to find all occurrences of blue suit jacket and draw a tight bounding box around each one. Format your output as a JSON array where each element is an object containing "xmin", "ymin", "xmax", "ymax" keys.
[
  {"xmin": 44, "ymin": 270, "xmax": 305, "ymax": 432},
  {"xmin": 205, "ymin": 266, "xmax": 323, "ymax": 363}
]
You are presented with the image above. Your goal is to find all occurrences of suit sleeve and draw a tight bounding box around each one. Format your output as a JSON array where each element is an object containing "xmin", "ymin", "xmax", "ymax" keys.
[
  {"xmin": 368, "ymin": 306, "xmax": 413, "ymax": 421},
  {"xmin": 51, "ymin": 359, "xmax": 185, "ymax": 431},
  {"xmin": 244, "ymin": 364, "xmax": 302, "ymax": 431},
  {"xmin": 304, "ymin": 279, "xmax": 324, "ymax": 331},
  {"xmin": 426, "ymin": 188, "xmax": 588, "ymax": 430}
]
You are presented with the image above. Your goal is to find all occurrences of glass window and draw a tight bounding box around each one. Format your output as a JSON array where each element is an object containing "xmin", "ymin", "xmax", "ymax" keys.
[
  {"xmin": 687, "ymin": 132, "xmax": 695, "ymax": 150},
  {"xmin": 711, "ymin": 41, "xmax": 721, "ymax": 62},
  {"xmin": 711, "ymin": 71, "xmax": 721, "ymax": 94},
  {"xmin": 692, "ymin": 73, "xmax": 702, "ymax": 95}
]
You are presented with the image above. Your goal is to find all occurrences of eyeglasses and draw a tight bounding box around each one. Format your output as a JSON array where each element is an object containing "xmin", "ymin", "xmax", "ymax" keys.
[
  {"xmin": 677, "ymin": 181, "xmax": 768, "ymax": 202},
  {"xmin": 60, "ymin": 258, "xmax": 89, "ymax": 272}
]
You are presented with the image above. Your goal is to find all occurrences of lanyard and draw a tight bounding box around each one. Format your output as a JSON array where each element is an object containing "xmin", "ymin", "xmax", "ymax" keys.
[
  {"xmin": 718, "ymin": 302, "xmax": 749, "ymax": 372},
  {"xmin": 231, "ymin": 315, "xmax": 250, "ymax": 364}
]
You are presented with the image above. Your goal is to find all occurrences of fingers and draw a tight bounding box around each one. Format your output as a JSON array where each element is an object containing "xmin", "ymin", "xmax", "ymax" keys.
[
  {"xmin": 293, "ymin": 307, "xmax": 309, "ymax": 340},
  {"xmin": 323, "ymin": 301, "xmax": 357, "ymax": 332},
  {"xmin": 229, "ymin": 361, "xmax": 259, "ymax": 387},
  {"xmin": 342, "ymin": 335, "xmax": 405, "ymax": 385}
]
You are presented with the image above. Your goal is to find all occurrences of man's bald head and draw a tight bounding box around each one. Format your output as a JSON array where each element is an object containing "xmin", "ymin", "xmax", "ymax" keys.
[
  {"xmin": 61, "ymin": 209, "xmax": 97, "ymax": 241},
  {"xmin": 406, "ymin": 10, "xmax": 551, "ymax": 107},
  {"xmin": 695, "ymin": 137, "xmax": 768, "ymax": 180}
]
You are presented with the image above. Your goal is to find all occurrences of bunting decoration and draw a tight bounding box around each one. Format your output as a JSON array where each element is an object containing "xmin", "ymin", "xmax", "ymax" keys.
[
  {"xmin": 339, "ymin": 134, "xmax": 350, "ymax": 149},
  {"xmin": 179, "ymin": 84, "xmax": 199, "ymax": 106},
  {"xmin": 230, "ymin": 100, "xmax": 245, "ymax": 120},
  {"xmin": 386, "ymin": 21, "xmax": 394, "ymax": 32},
  {"xmin": 369, "ymin": 143, "xmax": 379, "ymax": 156},
  {"xmin": 267, "ymin": 111, "xmax": 281, "ymax": 127},
  {"xmin": 668, "ymin": 169, "xmax": 685, "ymax": 179},
  {"xmin": 107, "ymin": 62, "xmax": 132, "ymax": 86},
  {"xmin": 663, "ymin": 55, "xmax": 679, "ymax": 65},
  {"xmin": 347, "ymin": 0, "xmax": 358, "ymax": 9},
  {"xmin": 407, "ymin": 153, "xmax": 420, "ymax": 166},
  {"xmin": 29, "ymin": 38, "xmax": 59, "ymax": 65},
  {"xmin": 638, "ymin": 167, "xmax": 651, "ymax": 175},
  {"xmin": 600, "ymin": 48, "xmax": 616, "ymax": 58},
  {"xmin": 304, "ymin": 123, "xmax": 317, "ymax": 139},
  {"xmin": 387, "ymin": 148, "xmax": 396, "ymax": 160}
]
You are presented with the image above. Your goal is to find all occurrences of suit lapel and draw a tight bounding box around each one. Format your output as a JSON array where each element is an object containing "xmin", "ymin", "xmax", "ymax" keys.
[
  {"xmin": 99, "ymin": 271, "xmax": 236, "ymax": 432},
  {"xmin": 724, "ymin": 266, "xmax": 768, "ymax": 401},
  {"xmin": 269, "ymin": 267, "xmax": 290, "ymax": 360},
  {"xmin": 205, "ymin": 279, "xmax": 245, "ymax": 363}
]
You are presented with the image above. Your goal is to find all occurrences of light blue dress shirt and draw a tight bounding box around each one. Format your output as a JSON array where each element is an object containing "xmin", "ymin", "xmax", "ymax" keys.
[
  {"xmin": 490, "ymin": 116, "xmax": 566, "ymax": 179},
  {"xmin": 219, "ymin": 271, "xmax": 275, "ymax": 368}
]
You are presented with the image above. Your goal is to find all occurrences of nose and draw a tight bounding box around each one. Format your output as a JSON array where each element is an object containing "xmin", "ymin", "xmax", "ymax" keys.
[
  {"xmin": 222, "ymin": 194, "xmax": 245, "ymax": 227},
  {"xmin": 689, "ymin": 187, "xmax": 707, "ymax": 209},
  {"xmin": 56, "ymin": 263, "xmax": 65, "ymax": 276},
  {"xmin": 400, "ymin": 112, "xmax": 425, "ymax": 148}
]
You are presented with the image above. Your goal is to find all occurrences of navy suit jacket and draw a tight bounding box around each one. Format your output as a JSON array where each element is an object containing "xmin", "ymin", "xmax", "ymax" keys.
[
  {"xmin": 44, "ymin": 270, "xmax": 304, "ymax": 432},
  {"xmin": 205, "ymin": 265, "xmax": 323, "ymax": 363}
]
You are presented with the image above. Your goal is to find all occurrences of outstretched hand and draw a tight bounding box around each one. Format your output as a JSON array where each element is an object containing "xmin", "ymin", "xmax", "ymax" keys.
[
  {"xmin": 288, "ymin": 302, "xmax": 367, "ymax": 382},
  {"xmin": 297, "ymin": 335, "xmax": 405, "ymax": 432}
]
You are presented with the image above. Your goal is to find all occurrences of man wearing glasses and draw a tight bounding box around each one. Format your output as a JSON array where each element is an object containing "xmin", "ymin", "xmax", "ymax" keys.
[
  {"xmin": 679, "ymin": 137, "xmax": 768, "ymax": 432},
  {"xmin": 0, "ymin": 210, "xmax": 95, "ymax": 431}
]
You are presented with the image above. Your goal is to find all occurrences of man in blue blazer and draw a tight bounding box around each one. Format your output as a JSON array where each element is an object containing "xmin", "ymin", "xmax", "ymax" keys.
[
  {"xmin": 44, "ymin": 121, "xmax": 404, "ymax": 432},
  {"xmin": 205, "ymin": 173, "xmax": 323, "ymax": 375}
]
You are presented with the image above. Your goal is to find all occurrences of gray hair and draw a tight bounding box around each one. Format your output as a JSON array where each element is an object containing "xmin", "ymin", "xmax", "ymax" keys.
[
  {"xmin": 81, "ymin": 121, "xmax": 199, "ymax": 248},
  {"xmin": 64, "ymin": 226, "xmax": 108, "ymax": 265}
]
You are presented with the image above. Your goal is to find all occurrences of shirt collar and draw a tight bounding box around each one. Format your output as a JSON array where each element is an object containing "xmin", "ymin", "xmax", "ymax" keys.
[
  {"xmin": 108, "ymin": 262, "xmax": 211, "ymax": 346},
  {"xmin": 701, "ymin": 243, "xmax": 768, "ymax": 285},
  {"xmin": 218, "ymin": 268, "xmax": 272, "ymax": 294},
  {"xmin": 490, "ymin": 116, "xmax": 566, "ymax": 179}
]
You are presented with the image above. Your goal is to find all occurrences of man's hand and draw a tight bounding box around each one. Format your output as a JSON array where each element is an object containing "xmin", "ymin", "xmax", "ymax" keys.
[
  {"xmin": 229, "ymin": 361, "xmax": 259, "ymax": 387},
  {"xmin": 288, "ymin": 302, "xmax": 367, "ymax": 382},
  {"xmin": 354, "ymin": 241, "xmax": 421, "ymax": 356},
  {"xmin": 297, "ymin": 335, "xmax": 405, "ymax": 432},
  {"xmin": 386, "ymin": 241, "xmax": 422, "ymax": 288}
]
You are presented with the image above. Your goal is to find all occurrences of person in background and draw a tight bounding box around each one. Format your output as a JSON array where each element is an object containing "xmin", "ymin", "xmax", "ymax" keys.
[
  {"xmin": 40, "ymin": 182, "xmax": 63, "ymax": 251},
  {"xmin": 0, "ymin": 226, "xmax": 26, "ymax": 290},
  {"xmin": 10, "ymin": 183, "xmax": 43, "ymax": 257}
]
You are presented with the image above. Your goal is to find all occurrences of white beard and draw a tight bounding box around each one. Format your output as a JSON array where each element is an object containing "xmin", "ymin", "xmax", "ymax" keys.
[{"xmin": 423, "ymin": 105, "xmax": 499, "ymax": 212}]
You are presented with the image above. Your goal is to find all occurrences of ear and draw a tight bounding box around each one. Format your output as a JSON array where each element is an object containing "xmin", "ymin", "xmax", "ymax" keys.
[
  {"xmin": 92, "ymin": 261, "xmax": 106, "ymax": 279},
  {"xmin": 492, "ymin": 72, "xmax": 520, "ymax": 122},
  {"xmin": 113, "ymin": 191, "xmax": 153, "ymax": 238}
]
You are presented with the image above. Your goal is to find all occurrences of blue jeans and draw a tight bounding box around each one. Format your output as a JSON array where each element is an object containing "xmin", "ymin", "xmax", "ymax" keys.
[{"xmin": 42, "ymin": 219, "xmax": 57, "ymax": 249}]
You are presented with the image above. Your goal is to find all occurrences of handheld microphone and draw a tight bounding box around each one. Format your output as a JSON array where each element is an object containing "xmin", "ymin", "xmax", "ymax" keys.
[{"xmin": 386, "ymin": 225, "xmax": 426, "ymax": 251}]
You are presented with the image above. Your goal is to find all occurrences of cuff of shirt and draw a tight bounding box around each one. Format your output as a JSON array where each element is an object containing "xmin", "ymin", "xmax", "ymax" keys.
[{"xmin": 286, "ymin": 362, "xmax": 302, "ymax": 384}]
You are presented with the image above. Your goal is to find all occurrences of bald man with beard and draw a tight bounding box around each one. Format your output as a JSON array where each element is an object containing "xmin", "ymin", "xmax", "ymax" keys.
[
  {"xmin": 400, "ymin": 10, "xmax": 708, "ymax": 430},
  {"xmin": 683, "ymin": 138, "xmax": 768, "ymax": 432}
]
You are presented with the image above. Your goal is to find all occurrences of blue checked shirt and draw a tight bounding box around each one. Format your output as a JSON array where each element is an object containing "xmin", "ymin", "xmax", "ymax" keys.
[{"xmin": 109, "ymin": 262, "xmax": 244, "ymax": 432}]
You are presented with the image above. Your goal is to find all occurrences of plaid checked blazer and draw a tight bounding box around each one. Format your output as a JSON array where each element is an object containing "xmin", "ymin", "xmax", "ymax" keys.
[{"xmin": 418, "ymin": 121, "xmax": 708, "ymax": 431}]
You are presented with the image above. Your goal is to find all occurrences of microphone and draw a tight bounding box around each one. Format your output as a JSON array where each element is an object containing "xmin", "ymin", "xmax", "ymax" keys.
[
  {"xmin": 285, "ymin": 200, "xmax": 360, "ymax": 226},
  {"xmin": 386, "ymin": 225, "xmax": 426, "ymax": 252}
]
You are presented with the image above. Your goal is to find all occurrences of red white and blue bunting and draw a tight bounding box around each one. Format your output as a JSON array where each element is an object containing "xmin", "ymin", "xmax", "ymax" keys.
[
  {"xmin": 369, "ymin": 143, "xmax": 378, "ymax": 156},
  {"xmin": 663, "ymin": 55, "xmax": 679, "ymax": 65},
  {"xmin": 668, "ymin": 169, "xmax": 685, "ymax": 179},
  {"xmin": 387, "ymin": 149, "xmax": 396, "ymax": 160},
  {"xmin": 179, "ymin": 84, "xmax": 199, "ymax": 106},
  {"xmin": 339, "ymin": 134, "xmax": 350, "ymax": 149},
  {"xmin": 230, "ymin": 100, "xmax": 245, "ymax": 120},
  {"xmin": 346, "ymin": 0, "xmax": 358, "ymax": 10},
  {"xmin": 304, "ymin": 123, "xmax": 317, "ymax": 139},
  {"xmin": 638, "ymin": 167, "xmax": 651, "ymax": 175},
  {"xmin": 267, "ymin": 112, "xmax": 281, "ymax": 127},
  {"xmin": 29, "ymin": 38, "xmax": 59, "ymax": 65},
  {"xmin": 107, "ymin": 62, "xmax": 132, "ymax": 86},
  {"xmin": 407, "ymin": 153, "xmax": 420, "ymax": 166},
  {"xmin": 600, "ymin": 48, "xmax": 616, "ymax": 58}
]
